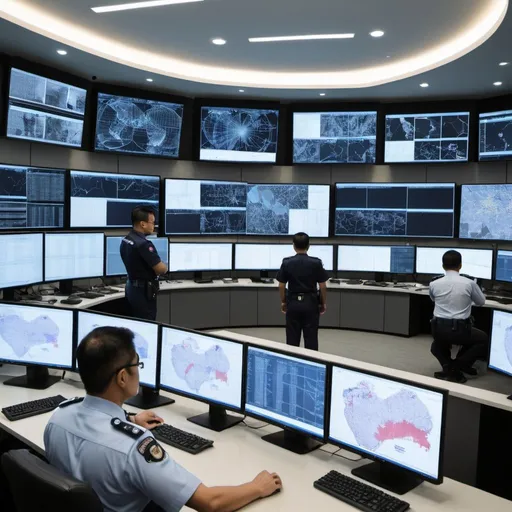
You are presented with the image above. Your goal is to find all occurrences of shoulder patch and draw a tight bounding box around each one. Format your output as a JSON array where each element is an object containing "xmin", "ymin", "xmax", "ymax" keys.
[
  {"xmin": 111, "ymin": 417, "xmax": 144, "ymax": 439},
  {"xmin": 137, "ymin": 437, "xmax": 166, "ymax": 463},
  {"xmin": 59, "ymin": 397, "xmax": 84, "ymax": 408},
  {"xmin": 148, "ymin": 245, "xmax": 154, "ymax": 252}
]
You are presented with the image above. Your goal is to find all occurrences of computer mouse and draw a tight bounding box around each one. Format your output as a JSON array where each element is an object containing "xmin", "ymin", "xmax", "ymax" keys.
[
  {"xmin": 271, "ymin": 488, "xmax": 281, "ymax": 496},
  {"xmin": 47, "ymin": 299, "xmax": 57, "ymax": 305}
]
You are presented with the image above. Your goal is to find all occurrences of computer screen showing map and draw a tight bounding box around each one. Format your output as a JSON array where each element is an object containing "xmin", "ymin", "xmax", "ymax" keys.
[
  {"xmin": 0, "ymin": 233, "xmax": 43, "ymax": 289},
  {"xmin": 495, "ymin": 250, "xmax": 512, "ymax": 283},
  {"xmin": 489, "ymin": 310, "xmax": 512, "ymax": 378},
  {"xmin": 479, "ymin": 110, "xmax": 512, "ymax": 161},
  {"xmin": 338, "ymin": 245, "xmax": 415, "ymax": 273}
]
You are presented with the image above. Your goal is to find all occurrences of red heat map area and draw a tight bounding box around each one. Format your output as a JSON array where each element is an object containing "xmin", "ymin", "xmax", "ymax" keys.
[{"xmin": 375, "ymin": 420, "xmax": 430, "ymax": 450}]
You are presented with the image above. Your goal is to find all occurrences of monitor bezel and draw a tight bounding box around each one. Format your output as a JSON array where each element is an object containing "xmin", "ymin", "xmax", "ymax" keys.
[
  {"xmin": 337, "ymin": 244, "xmax": 416, "ymax": 274},
  {"xmin": 488, "ymin": 308, "xmax": 512, "ymax": 378},
  {"xmin": 167, "ymin": 241, "xmax": 234, "ymax": 272},
  {"xmin": 477, "ymin": 108, "xmax": 512, "ymax": 162},
  {"xmin": 477, "ymin": 94, "xmax": 512, "ymax": 162},
  {"xmin": 494, "ymin": 249, "xmax": 512, "ymax": 283}
]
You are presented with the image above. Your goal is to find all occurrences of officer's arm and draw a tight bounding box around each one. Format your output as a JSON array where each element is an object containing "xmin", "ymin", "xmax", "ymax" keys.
[
  {"xmin": 471, "ymin": 281, "xmax": 486, "ymax": 306},
  {"xmin": 139, "ymin": 243, "xmax": 168, "ymax": 275},
  {"xmin": 319, "ymin": 281, "xmax": 327, "ymax": 308},
  {"xmin": 279, "ymin": 282, "xmax": 286, "ymax": 304},
  {"xmin": 429, "ymin": 283, "xmax": 435, "ymax": 302},
  {"xmin": 152, "ymin": 261, "xmax": 168, "ymax": 275}
]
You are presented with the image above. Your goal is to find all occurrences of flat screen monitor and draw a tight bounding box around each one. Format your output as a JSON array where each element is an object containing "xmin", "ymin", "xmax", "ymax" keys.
[
  {"xmin": 489, "ymin": 310, "xmax": 512, "ymax": 378},
  {"xmin": 164, "ymin": 179, "xmax": 247, "ymax": 235},
  {"xmin": 247, "ymin": 183, "xmax": 330, "ymax": 237},
  {"xmin": 495, "ymin": 250, "xmax": 512, "ymax": 283},
  {"xmin": 416, "ymin": 247, "xmax": 493, "ymax": 279},
  {"xmin": 479, "ymin": 110, "xmax": 512, "ymax": 161},
  {"xmin": 200, "ymin": 106, "xmax": 279, "ymax": 163},
  {"xmin": 460, "ymin": 184, "xmax": 512, "ymax": 240},
  {"xmin": 7, "ymin": 68, "xmax": 86, "ymax": 148},
  {"xmin": 338, "ymin": 245, "xmax": 415, "ymax": 273},
  {"xmin": 385, "ymin": 112, "xmax": 469, "ymax": 163},
  {"xmin": 45, "ymin": 233, "xmax": 104, "ymax": 282},
  {"xmin": 335, "ymin": 183, "xmax": 455, "ymax": 238},
  {"xmin": 95, "ymin": 92, "xmax": 183, "ymax": 157},
  {"xmin": 0, "ymin": 233, "xmax": 43, "ymax": 289},
  {"xmin": 70, "ymin": 170, "xmax": 160, "ymax": 228},
  {"xmin": 0, "ymin": 164, "xmax": 65, "ymax": 229},
  {"xmin": 168, "ymin": 243, "xmax": 232, "ymax": 272},
  {"xmin": 293, "ymin": 111, "xmax": 377, "ymax": 164},
  {"xmin": 77, "ymin": 310, "xmax": 159, "ymax": 388}
]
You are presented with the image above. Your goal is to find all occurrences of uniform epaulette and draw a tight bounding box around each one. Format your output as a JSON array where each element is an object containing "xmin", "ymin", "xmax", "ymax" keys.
[
  {"xmin": 111, "ymin": 417, "xmax": 144, "ymax": 439},
  {"xmin": 59, "ymin": 397, "xmax": 84, "ymax": 408}
]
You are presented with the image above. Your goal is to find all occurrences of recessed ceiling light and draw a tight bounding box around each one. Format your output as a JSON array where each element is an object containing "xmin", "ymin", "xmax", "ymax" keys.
[
  {"xmin": 146, "ymin": 78, "xmax": 154, "ymax": 82},
  {"xmin": 499, "ymin": 61, "xmax": 509, "ymax": 66},
  {"xmin": 319, "ymin": 93, "xmax": 326, "ymax": 96},
  {"xmin": 386, "ymin": 55, "xmax": 391, "ymax": 58},
  {"xmin": 420, "ymin": 82, "xmax": 429, "ymax": 88},
  {"xmin": 370, "ymin": 30, "xmax": 385, "ymax": 38},
  {"xmin": 92, "ymin": 0, "xmax": 203, "ymax": 13},
  {"xmin": 57, "ymin": 49, "xmax": 67, "ymax": 55},
  {"xmin": 494, "ymin": 81, "xmax": 503, "ymax": 86},
  {"xmin": 211, "ymin": 38, "xmax": 226, "ymax": 45},
  {"xmin": 239, "ymin": 89, "xmax": 244, "ymax": 93},
  {"xmin": 248, "ymin": 33, "xmax": 354, "ymax": 43}
]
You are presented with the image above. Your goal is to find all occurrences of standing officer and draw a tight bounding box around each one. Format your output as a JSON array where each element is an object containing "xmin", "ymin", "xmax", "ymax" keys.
[
  {"xmin": 429, "ymin": 250, "xmax": 488, "ymax": 383},
  {"xmin": 277, "ymin": 232, "xmax": 328, "ymax": 351},
  {"xmin": 120, "ymin": 206, "xmax": 167, "ymax": 321}
]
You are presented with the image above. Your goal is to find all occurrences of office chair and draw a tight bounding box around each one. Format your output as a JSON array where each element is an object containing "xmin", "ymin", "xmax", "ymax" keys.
[{"xmin": 1, "ymin": 449, "xmax": 103, "ymax": 512}]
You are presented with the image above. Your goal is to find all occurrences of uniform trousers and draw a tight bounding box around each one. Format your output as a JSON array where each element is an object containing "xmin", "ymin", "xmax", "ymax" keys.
[
  {"xmin": 286, "ymin": 294, "xmax": 320, "ymax": 351},
  {"xmin": 126, "ymin": 281, "xmax": 157, "ymax": 321}
]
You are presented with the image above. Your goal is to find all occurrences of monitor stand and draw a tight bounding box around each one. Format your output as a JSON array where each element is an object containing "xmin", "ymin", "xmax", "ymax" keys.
[
  {"xmin": 59, "ymin": 280, "xmax": 74, "ymax": 296},
  {"xmin": 2, "ymin": 289, "xmax": 15, "ymax": 301},
  {"xmin": 193, "ymin": 271, "xmax": 213, "ymax": 284},
  {"xmin": 352, "ymin": 460, "xmax": 424, "ymax": 495},
  {"xmin": 125, "ymin": 386, "xmax": 175, "ymax": 409},
  {"xmin": 4, "ymin": 366, "xmax": 61, "ymax": 390},
  {"xmin": 261, "ymin": 429, "xmax": 323, "ymax": 455},
  {"xmin": 188, "ymin": 404, "xmax": 243, "ymax": 432}
]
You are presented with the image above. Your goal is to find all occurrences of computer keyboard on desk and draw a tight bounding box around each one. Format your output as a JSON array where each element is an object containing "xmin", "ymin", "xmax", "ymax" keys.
[
  {"xmin": 363, "ymin": 281, "xmax": 389, "ymax": 287},
  {"xmin": 2, "ymin": 395, "xmax": 67, "ymax": 421},
  {"xmin": 82, "ymin": 292, "xmax": 105, "ymax": 299},
  {"xmin": 492, "ymin": 297, "xmax": 512, "ymax": 305},
  {"xmin": 314, "ymin": 470, "xmax": 410, "ymax": 512},
  {"xmin": 152, "ymin": 424, "xmax": 214, "ymax": 454},
  {"xmin": 345, "ymin": 279, "xmax": 364, "ymax": 285}
]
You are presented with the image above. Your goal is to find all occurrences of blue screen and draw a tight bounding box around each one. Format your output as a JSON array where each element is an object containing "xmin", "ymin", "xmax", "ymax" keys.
[
  {"xmin": 479, "ymin": 110, "xmax": 512, "ymax": 161},
  {"xmin": 496, "ymin": 250, "xmax": 512, "ymax": 282}
]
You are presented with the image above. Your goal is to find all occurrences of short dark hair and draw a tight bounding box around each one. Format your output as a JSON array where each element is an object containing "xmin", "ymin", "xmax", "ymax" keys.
[
  {"xmin": 293, "ymin": 232, "xmax": 310, "ymax": 250},
  {"xmin": 131, "ymin": 206, "xmax": 156, "ymax": 226},
  {"xmin": 442, "ymin": 250, "xmax": 462, "ymax": 270},
  {"xmin": 77, "ymin": 326, "xmax": 136, "ymax": 395}
]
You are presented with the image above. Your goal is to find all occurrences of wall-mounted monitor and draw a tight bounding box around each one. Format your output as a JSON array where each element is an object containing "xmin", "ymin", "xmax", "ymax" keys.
[
  {"xmin": 338, "ymin": 245, "xmax": 415, "ymax": 274},
  {"xmin": 200, "ymin": 106, "xmax": 279, "ymax": 163},
  {"xmin": 293, "ymin": 111, "xmax": 377, "ymax": 164},
  {"xmin": 168, "ymin": 243, "xmax": 232, "ymax": 272},
  {"xmin": 385, "ymin": 112, "xmax": 469, "ymax": 163},
  {"xmin": 0, "ymin": 164, "xmax": 65, "ymax": 230},
  {"xmin": 0, "ymin": 233, "xmax": 43, "ymax": 289},
  {"xmin": 70, "ymin": 170, "xmax": 160, "ymax": 228},
  {"xmin": 7, "ymin": 68, "xmax": 86, "ymax": 148},
  {"xmin": 489, "ymin": 310, "xmax": 512, "ymax": 378},
  {"xmin": 95, "ymin": 93, "xmax": 183, "ymax": 157},
  {"xmin": 479, "ymin": 110, "xmax": 512, "ymax": 161},
  {"xmin": 495, "ymin": 250, "xmax": 512, "ymax": 283},
  {"xmin": 335, "ymin": 183, "xmax": 455, "ymax": 238}
]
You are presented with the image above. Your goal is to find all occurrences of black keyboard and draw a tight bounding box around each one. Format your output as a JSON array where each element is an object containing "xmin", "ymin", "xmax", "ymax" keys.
[
  {"xmin": 494, "ymin": 297, "xmax": 512, "ymax": 305},
  {"xmin": 2, "ymin": 395, "xmax": 67, "ymax": 421},
  {"xmin": 152, "ymin": 424, "xmax": 214, "ymax": 454},
  {"xmin": 364, "ymin": 281, "xmax": 389, "ymax": 287},
  {"xmin": 345, "ymin": 279, "xmax": 363, "ymax": 285},
  {"xmin": 82, "ymin": 292, "xmax": 105, "ymax": 299},
  {"xmin": 314, "ymin": 471, "xmax": 410, "ymax": 512}
]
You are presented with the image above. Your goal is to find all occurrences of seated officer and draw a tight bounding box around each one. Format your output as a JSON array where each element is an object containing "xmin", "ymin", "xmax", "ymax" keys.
[
  {"xmin": 429, "ymin": 250, "xmax": 488, "ymax": 384},
  {"xmin": 44, "ymin": 327, "xmax": 282, "ymax": 512}
]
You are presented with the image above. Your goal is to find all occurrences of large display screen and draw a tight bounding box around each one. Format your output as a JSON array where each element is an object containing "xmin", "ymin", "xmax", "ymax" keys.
[
  {"xmin": 335, "ymin": 183, "xmax": 455, "ymax": 238},
  {"xmin": 489, "ymin": 310, "xmax": 512, "ymax": 378},
  {"xmin": 0, "ymin": 233, "xmax": 43, "ymax": 288},
  {"xmin": 168, "ymin": 243, "xmax": 232, "ymax": 272},
  {"xmin": 70, "ymin": 170, "xmax": 160, "ymax": 228},
  {"xmin": 0, "ymin": 164, "xmax": 65, "ymax": 229},
  {"xmin": 479, "ymin": 110, "xmax": 512, "ymax": 161},
  {"xmin": 200, "ymin": 106, "xmax": 279, "ymax": 162},
  {"xmin": 338, "ymin": 245, "xmax": 415, "ymax": 273},
  {"xmin": 495, "ymin": 250, "xmax": 512, "ymax": 283},
  {"xmin": 95, "ymin": 93, "xmax": 183, "ymax": 157},
  {"xmin": 7, "ymin": 68, "xmax": 86, "ymax": 148},
  {"xmin": 293, "ymin": 111, "xmax": 377, "ymax": 164},
  {"xmin": 385, "ymin": 112, "xmax": 469, "ymax": 163}
]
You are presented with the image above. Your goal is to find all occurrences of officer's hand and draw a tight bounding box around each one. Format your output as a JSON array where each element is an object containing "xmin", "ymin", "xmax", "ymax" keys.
[
  {"xmin": 281, "ymin": 302, "xmax": 287, "ymax": 314},
  {"xmin": 134, "ymin": 410, "xmax": 164, "ymax": 429},
  {"xmin": 319, "ymin": 303, "xmax": 327, "ymax": 315},
  {"xmin": 252, "ymin": 470, "xmax": 282, "ymax": 498}
]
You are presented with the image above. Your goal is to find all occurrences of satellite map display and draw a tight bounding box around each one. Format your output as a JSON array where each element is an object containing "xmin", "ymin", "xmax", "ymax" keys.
[
  {"xmin": 479, "ymin": 110, "xmax": 512, "ymax": 161},
  {"xmin": 489, "ymin": 310, "xmax": 512, "ymax": 377}
]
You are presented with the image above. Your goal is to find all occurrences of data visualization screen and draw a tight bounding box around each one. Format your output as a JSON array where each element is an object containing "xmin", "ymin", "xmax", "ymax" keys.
[
  {"xmin": 77, "ymin": 311, "xmax": 158, "ymax": 388},
  {"xmin": 164, "ymin": 179, "xmax": 247, "ymax": 235},
  {"xmin": 385, "ymin": 112, "xmax": 469, "ymax": 162},
  {"xmin": 7, "ymin": 68, "xmax": 86, "ymax": 148},
  {"xmin": 160, "ymin": 327, "xmax": 244, "ymax": 409},
  {"xmin": 479, "ymin": 110, "xmax": 512, "ymax": 161},
  {"xmin": 329, "ymin": 366, "xmax": 445, "ymax": 481},
  {"xmin": 489, "ymin": 310, "xmax": 512, "ymax": 377},
  {"xmin": 45, "ymin": 233, "xmax": 104, "ymax": 281},
  {"xmin": 338, "ymin": 245, "xmax": 415, "ymax": 273},
  {"xmin": 335, "ymin": 183, "xmax": 455, "ymax": 238},
  {"xmin": 70, "ymin": 170, "xmax": 160, "ymax": 228},
  {"xmin": 200, "ymin": 106, "xmax": 279, "ymax": 163},
  {"xmin": 0, "ymin": 303, "xmax": 74, "ymax": 369},
  {"xmin": 0, "ymin": 233, "xmax": 43, "ymax": 288},
  {"xmin": 293, "ymin": 111, "xmax": 377, "ymax": 164},
  {"xmin": 495, "ymin": 250, "xmax": 512, "ymax": 283},
  {"xmin": 245, "ymin": 346, "xmax": 326, "ymax": 438},
  {"xmin": 168, "ymin": 243, "xmax": 232, "ymax": 272},
  {"xmin": 95, "ymin": 93, "xmax": 183, "ymax": 157}
]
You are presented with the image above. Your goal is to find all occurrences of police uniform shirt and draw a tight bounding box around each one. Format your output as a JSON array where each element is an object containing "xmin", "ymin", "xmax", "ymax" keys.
[
  {"xmin": 276, "ymin": 253, "xmax": 329, "ymax": 293},
  {"xmin": 120, "ymin": 230, "xmax": 162, "ymax": 281},
  {"xmin": 44, "ymin": 395, "xmax": 201, "ymax": 512},
  {"xmin": 429, "ymin": 270, "xmax": 486, "ymax": 320}
]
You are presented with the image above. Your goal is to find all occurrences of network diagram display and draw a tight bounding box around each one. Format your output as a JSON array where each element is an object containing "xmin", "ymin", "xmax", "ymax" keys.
[
  {"xmin": 200, "ymin": 106, "xmax": 279, "ymax": 163},
  {"xmin": 0, "ymin": 233, "xmax": 43, "ymax": 289},
  {"xmin": 45, "ymin": 233, "xmax": 104, "ymax": 281},
  {"xmin": 160, "ymin": 327, "xmax": 244, "ymax": 409},
  {"xmin": 293, "ymin": 111, "xmax": 377, "ymax": 164},
  {"xmin": 385, "ymin": 112, "xmax": 469, "ymax": 163},
  {"xmin": 168, "ymin": 243, "xmax": 232, "ymax": 272},
  {"xmin": 495, "ymin": 250, "xmax": 512, "ymax": 283},
  {"xmin": 247, "ymin": 184, "xmax": 330, "ymax": 237},
  {"xmin": 416, "ymin": 247, "xmax": 493, "ymax": 279},
  {"xmin": 0, "ymin": 164, "xmax": 65, "ymax": 230},
  {"xmin": 329, "ymin": 366, "xmax": 444, "ymax": 481},
  {"xmin": 479, "ymin": 110, "xmax": 512, "ymax": 161},
  {"xmin": 338, "ymin": 245, "xmax": 415, "ymax": 273},
  {"xmin": 335, "ymin": 183, "xmax": 455, "ymax": 238},
  {"xmin": 95, "ymin": 93, "xmax": 183, "ymax": 157},
  {"xmin": 245, "ymin": 346, "xmax": 326, "ymax": 438},
  {"xmin": 7, "ymin": 68, "xmax": 86, "ymax": 148},
  {"xmin": 164, "ymin": 179, "xmax": 247, "ymax": 235},
  {"xmin": 77, "ymin": 311, "xmax": 158, "ymax": 388},
  {"xmin": 70, "ymin": 170, "xmax": 160, "ymax": 228},
  {"xmin": 489, "ymin": 310, "xmax": 512, "ymax": 377},
  {"xmin": 0, "ymin": 303, "xmax": 74, "ymax": 369}
]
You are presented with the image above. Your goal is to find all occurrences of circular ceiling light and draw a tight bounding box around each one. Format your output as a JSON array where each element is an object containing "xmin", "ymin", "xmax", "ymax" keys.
[
  {"xmin": 146, "ymin": 78, "xmax": 153, "ymax": 82},
  {"xmin": 370, "ymin": 30, "xmax": 385, "ymax": 38},
  {"xmin": 211, "ymin": 38, "xmax": 226, "ymax": 46},
  {"xmin": 499, "ymin": 61, "xmax": 509, "ymax": 66},
  {"xmin": 319, "ymin": 93, "xmax": 326, "ymax": 96},
  {"xmin": 56, "ymin": 49, "xmax": 67, "ymax": 55},
  {"xmin": 494, "ymin": 81, "xmax": 503, "ymax": 86},
  {"xmin": 420, "ymin": 82, "xmax": 429, "ymax": 88},
  {"xmin": 239, "ymin": 89, "xmax": 244, "ymax": 92}
]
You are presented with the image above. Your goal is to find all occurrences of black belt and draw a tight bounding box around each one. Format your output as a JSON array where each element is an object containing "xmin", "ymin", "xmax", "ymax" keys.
[
  {"xmin": 128, "ymin": 279, "xmax": 152, "ymax": 288},
  {"xmin": 289, "ymin": 292, "xmax": 317, "ymax": 300},
  {"xmin": 432, "ymin": 317, "xmax": 471, "ymax": 330}
]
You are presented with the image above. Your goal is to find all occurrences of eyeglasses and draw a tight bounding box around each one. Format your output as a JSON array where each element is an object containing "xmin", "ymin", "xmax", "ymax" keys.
[{"xmin": 112, "ymin": 354, "xmax": 144, "ymax": 379}]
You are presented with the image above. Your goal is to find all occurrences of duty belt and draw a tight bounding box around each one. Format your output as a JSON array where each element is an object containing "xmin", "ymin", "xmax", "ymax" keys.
[
  {"xmin": 433, "ymin": 317, "xmax": 471, "ymax": 330},
  {"xmin": 128, "ymin": 279, "xmax": 151, "ymax": 288}
]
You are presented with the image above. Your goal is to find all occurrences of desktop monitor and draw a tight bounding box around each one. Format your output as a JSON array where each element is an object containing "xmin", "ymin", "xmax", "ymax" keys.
[
  {"xmin": 479, "ymin": 110, "xmax": 512, "ymax": 161},
  {"xmin": 245, "ymin": 345, "xmax": 327, "ymax": 454},
  {"xmin": 0, "ymin": 164, "xmax": 65, "ymax": 230},
  {"xmin": 338, "ymin": 245, "xmax": 415, "ymax": 274},
  {"xmin": 70, "ymin": 170, "xmax": 160, "ymax": 228},
  {"xmin": 489, "ymin": 310, "xmax": 512, "ymax": 385},
  {"xmin": 495, "ymin": 250, "xmax": 512, "ymax": 283},
  {"xmin": 160, "ymin": 326, "xmax": 245, "ymax": 431},
  {"xmin": 329, "ymin": 364, "xmax": 447, "ymax": 493},
  {"xmin": 168, "ymin": 243, "xmax": 232, "ymax": 272}
]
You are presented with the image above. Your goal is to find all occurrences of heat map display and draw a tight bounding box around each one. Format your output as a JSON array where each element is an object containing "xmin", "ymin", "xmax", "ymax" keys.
[{"xmin": 489, "ymin": 310, "xmax": 512, "ymax": 377}]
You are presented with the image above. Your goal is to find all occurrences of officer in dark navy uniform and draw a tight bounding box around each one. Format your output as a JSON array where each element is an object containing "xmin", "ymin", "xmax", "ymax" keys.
[
  {"xmin": 120, "ymin": 207, "xmax": 168, "ymax": 321},
  {"xmin": 277, "ymin": 232, "xmax": 329, "ymax": 351}
]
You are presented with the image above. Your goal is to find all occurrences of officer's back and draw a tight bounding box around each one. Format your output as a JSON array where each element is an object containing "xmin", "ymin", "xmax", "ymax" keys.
[{"xmin": 280, "ymin": 253, "xmax": 325, "ymax": 293}]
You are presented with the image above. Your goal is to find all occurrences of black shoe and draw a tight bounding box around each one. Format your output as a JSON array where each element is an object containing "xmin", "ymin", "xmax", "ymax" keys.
[
  {"xmin": 434, "ymin": 371, "xmax": 451, "ymax": 380},
  {"xmin": 461, "ymin": 367, "xmax": 478, "ymax": 377},
  {"xmin": 434, "ymin": 369, "xmax": 467, "ymax": 384}
]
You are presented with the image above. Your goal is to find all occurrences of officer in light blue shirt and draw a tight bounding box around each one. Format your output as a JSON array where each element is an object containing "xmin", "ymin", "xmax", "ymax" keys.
[{"xmin": 44, "ymin": 326, "xmax": 282, "ymax": 512}]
